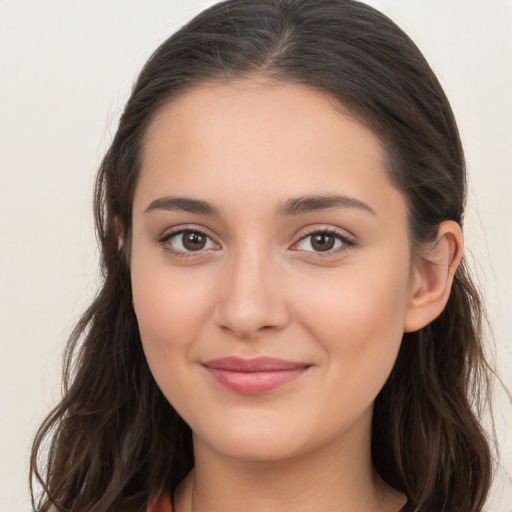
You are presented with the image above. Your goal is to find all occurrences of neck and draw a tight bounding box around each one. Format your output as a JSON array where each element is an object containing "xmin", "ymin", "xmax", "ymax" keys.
[{"xmin": 174, "ymin": 411, "xmax": 406, "ymax": 512}]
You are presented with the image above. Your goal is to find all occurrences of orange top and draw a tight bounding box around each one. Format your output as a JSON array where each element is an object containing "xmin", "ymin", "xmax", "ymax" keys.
[{"xmin": 147, "ymin": 493, "xmax": 173, "ymax": 512}]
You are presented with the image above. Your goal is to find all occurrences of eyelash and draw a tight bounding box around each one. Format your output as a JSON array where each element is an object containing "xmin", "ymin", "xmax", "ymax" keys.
[
  {"xmin": 292, "ymin": 228, "xmax": 356, "ymax": 258},
  {"xmin": 157, "ymin": 227, "xmax": 356, "ymax": 258},
  {"xmin": 158, "ymin": 227, "xmax": 220, "ymax": 258}
]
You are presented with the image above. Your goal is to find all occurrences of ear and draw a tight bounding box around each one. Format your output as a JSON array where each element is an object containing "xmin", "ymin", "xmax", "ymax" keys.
[
  {"xmin": 404, "ymin": 220, "xmax": 463, "ymax": 333},
  {"xmin": 114, "ymin": 216, "xmax": 125, "ymax": 250}
]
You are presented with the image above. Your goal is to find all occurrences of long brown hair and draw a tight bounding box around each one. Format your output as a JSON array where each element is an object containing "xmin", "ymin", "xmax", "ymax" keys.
[{"xmin": 30, "ymin": 1, "xmax": 494, "ymax": 510}]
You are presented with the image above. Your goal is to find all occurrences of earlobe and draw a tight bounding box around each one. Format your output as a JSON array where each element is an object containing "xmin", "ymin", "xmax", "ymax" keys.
[{"xmin": 404, "ymin": 221, "xmax": 463, "ymax": 333}]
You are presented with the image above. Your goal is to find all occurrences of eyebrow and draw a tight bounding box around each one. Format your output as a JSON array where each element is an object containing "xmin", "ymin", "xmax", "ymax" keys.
[
  {"xmin": 144, "ymin": 194, "xmax": 376, "ymax": 217},
  {"xmin": 276, "ymin": 194, "xmax": 376, "ymax": 217},
  {"xmin": 144, "ymin": 197, "xmax": 219, "ymax": 215}
]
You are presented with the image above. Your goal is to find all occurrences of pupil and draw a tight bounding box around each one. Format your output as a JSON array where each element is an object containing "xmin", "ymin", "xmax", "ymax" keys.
[
  {"xmin": 312, "ymin": 233, "xmax": 334, "ymax": 251},
  {"xmin": 183, "ymin": 231, "xmax": 206, "ymax": 251}
]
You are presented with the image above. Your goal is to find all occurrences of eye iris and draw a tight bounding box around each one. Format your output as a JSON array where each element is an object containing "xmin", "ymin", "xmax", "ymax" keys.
[
  {"xmin": 311, "ymin": 233, "xmax": 335, "ymax": 251},
  {"xmin": 182, "ymin": 231, "xmax": 206, "ymax": 251}
]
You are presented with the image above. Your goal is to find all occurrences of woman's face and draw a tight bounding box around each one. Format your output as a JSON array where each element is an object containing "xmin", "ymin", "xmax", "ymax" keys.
[{"xmin": 131, "ymin": 80, "xmax": 419, "ymax": 461}]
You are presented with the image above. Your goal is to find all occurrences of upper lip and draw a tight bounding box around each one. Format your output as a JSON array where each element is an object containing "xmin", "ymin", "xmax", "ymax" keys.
[{"xmin": 202, "ymin": 356, "xmax": 310, "ymax": 372}]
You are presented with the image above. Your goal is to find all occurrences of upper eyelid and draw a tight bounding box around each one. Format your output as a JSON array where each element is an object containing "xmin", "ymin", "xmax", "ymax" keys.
[
  {"xmin": 158, "ymin": 225, "xmax": 217, "ymax": 241},
  {"xmin": 157, "ymin": 233, "xmax": 219, "ymax": 262},
  {"xmin": 294, "ymin": 225, "xmax": 355, "ymax": 242},
  {"xmin": 300, "ymin": 227, "xmax": 346, "ymax": 237},
  {"xmin": 157, "ymin": 225, "xmax": 355, "ymax": 250},
  {"xmin": 298, "ymin": 233, "xmax": 352, "ymax": 244},
  {"xmin": 157, "ymin": 226, "xmax": 221, "ymax": 252},
  {"xmin": 291, "ymin": 228, "xmax": 356, "ymax": 255}
]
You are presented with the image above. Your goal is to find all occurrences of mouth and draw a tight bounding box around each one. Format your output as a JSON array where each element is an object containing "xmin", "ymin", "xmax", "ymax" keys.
[{"xmin": 202, "ymin": 356, "xmax": 311, "ymax": 395}]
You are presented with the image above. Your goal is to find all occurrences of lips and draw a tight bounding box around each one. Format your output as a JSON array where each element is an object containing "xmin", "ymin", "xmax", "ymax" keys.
[{"xmin": 202, "ymin": 356, "xmax": 311, "ymax": 395}]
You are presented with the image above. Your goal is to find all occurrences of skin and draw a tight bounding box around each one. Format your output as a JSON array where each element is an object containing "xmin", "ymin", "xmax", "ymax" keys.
[{"xmin": 129, "ymin": 79, "xmax": 462, "ymax": 512}]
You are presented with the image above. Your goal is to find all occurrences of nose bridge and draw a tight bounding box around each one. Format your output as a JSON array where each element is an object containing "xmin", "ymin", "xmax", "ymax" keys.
[{"xmin": 215, "ymin": 242, "xmax": 289, "ymax": 337}]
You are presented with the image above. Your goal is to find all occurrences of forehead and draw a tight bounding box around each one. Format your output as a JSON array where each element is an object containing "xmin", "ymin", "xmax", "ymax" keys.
[
  {"xmin": 143, "ymin": 79, "xmax": 379, "ymax": 163},
  {"xmin": 135, "ymin": 79, "xmax": 403, "ymax": 220}
]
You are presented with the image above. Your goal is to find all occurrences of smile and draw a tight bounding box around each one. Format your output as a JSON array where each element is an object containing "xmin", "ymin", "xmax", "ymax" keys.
[{"xmin": 202, "ymin": 357, "xmax": 311, "ymax": 395}]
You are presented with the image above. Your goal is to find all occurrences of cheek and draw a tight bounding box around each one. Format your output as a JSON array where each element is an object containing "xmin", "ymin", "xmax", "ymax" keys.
[
  {"xmin": 131, "ymin": 263, "xmax": 220, "ymax": 417},
  {"xmin": 303, "ymin": 261, "xmax": 408, "ymax": 325},
  {"xmin": 297, "ymin": 261, "xmax": 410, "ymax": 382},
  {"xmin": 131, "ymin": 262, "xmax": 215, "ymax": 356}
]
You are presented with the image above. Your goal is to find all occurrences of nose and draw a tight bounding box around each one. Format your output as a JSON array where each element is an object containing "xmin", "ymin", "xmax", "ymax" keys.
[{"xmin": 214, "ymin": 249, "xmax": 291, "ymax": 339}]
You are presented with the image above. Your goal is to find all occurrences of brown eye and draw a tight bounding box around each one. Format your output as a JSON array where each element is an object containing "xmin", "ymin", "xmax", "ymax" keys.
[
  {"xmin": 294, "ymin": 230, "xmax": 353, "ymax": 254},
  {"xmin": 182, "ymin": 231, "xmax": 207, "ymax": 251},
  {"xmin": 310, "ymin": 233, "xmax": 335, "ymax": 252},
  {"xmin": 163, "ymin": 229, "xmax": 219, "ymax": 254}
]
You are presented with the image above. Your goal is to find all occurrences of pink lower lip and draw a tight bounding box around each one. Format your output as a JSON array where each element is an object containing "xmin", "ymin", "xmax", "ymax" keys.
[{"xmin": 203, "ymin": 357, "xmax": 310, "ymax": 395}]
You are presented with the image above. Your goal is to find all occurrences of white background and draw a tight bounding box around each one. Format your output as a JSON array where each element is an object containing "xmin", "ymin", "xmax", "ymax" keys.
[{"xmin": 1, "ymin": 1, "xmax": 511, "ymax": 510}]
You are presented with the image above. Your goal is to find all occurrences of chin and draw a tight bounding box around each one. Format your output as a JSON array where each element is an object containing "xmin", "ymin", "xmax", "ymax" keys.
[{"xmin": 194, "ymin": 418, "xmax": 315, "ymax": 462}]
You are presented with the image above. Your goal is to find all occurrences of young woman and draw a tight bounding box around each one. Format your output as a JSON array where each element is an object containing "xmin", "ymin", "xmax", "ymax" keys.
[{"xmin": 30, "ymin": 1, "xmax": 494, "ymax": 511}]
